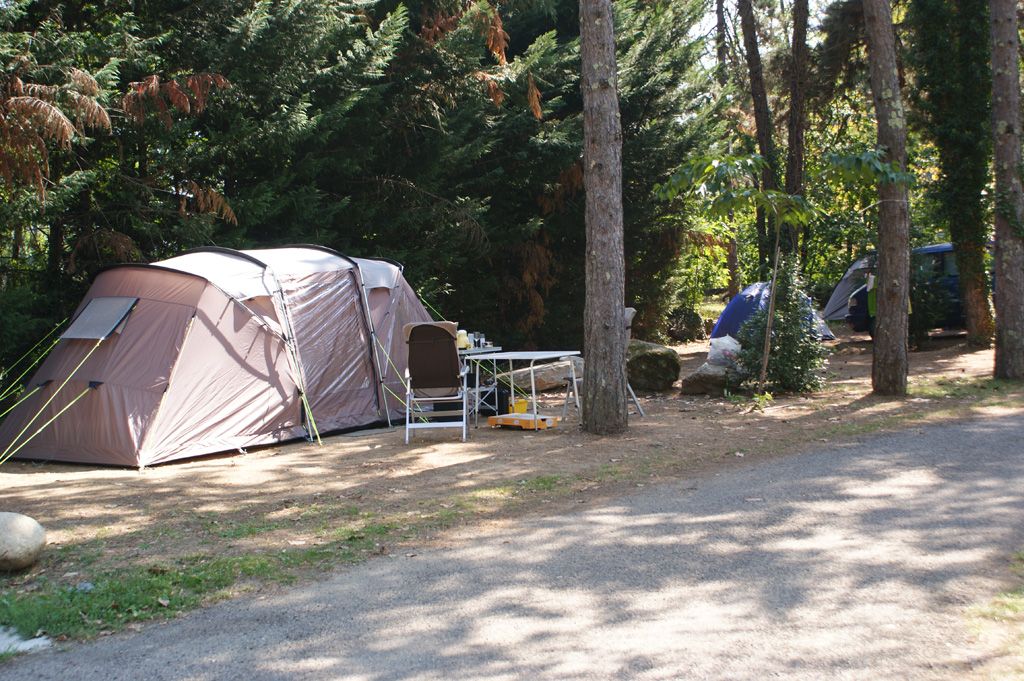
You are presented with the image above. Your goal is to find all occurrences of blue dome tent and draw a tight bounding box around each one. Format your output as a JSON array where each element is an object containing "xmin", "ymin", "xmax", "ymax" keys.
[{"xmin": 711, "ymin": 282, "xmax": 835, "ymax": 341}]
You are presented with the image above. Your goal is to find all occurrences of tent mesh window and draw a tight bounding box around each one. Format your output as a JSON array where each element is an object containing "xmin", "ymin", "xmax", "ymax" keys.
[{"xmin": 60, "ymin": 297, "xmax": 139, "ymax": 340}]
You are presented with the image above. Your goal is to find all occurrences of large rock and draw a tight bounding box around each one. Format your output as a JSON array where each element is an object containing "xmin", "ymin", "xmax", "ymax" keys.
[
  {"xmin": 626, "ymin": 340, "xmax": 681, "ymax": 391},
  {"xmin": 496, "ymin": 357, "xmax": 584, "ymax": 393},
  {"xmin": 0, "ymin": 512, "xmax": 46, "ymax": 571},
  {"xmin": 680, "ymin": 361, "xmax": 738, "ymax": 396}
]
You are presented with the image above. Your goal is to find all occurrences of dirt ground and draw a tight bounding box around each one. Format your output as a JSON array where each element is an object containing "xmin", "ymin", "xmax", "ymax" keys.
[{"xmin": 1, "ymin": 329, "xmax": 1022, "ymax": 595}]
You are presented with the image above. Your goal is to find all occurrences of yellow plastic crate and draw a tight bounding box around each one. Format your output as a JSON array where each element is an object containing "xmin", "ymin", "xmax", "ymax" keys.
[{"xmin": 487, "ymin": 413, "xmax": 559, "ymax": 430}]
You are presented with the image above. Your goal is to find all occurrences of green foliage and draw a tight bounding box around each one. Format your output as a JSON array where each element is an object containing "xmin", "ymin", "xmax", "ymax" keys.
[
  {"xmin": 751, "ymin": 391, "xmax": 774, "ymax": 411},
  {"xmin": 735, "ymin": 257, "xmax": 827, "ymax": 393},
  {"xmin": 819, "ymin": 149, "xmax": 915, "ymax": 186},
  {"xmin": 906, "ymin": 0, "xmax": 993, "ymax": 317},
  {"xmin": 657, "ymin": 155, "xmax": 816, "ymax": 228},
  {"xmin": 0, "ymin": 0, "xmax": 720, "ymax": 365}
]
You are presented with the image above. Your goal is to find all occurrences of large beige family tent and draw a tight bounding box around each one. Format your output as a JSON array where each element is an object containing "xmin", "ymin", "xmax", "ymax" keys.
[{"xmin": 0, "ymin": 246, "xmax": 430, "ymax": 467}]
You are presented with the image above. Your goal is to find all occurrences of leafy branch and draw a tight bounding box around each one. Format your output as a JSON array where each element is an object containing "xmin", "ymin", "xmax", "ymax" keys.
[
  {"xmin": 656, "ymin": 155, "xmax": 815, "ymax": 226},
  {"xmin": 817, "ymin": 149, "xmax": 915, "ymax": 186}
]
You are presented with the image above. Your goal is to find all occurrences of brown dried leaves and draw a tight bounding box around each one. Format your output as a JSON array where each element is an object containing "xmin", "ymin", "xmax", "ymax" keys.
[
  {"xmin": 182, "ymin": 181, "xmax": 239, "ymax": 225},
  {"xmin": 1, "ymin": 67, "xmax": 111, "ymax": 195},
  {"xmin": 527, "ymin": 74, "xmax": 542, "ymax": 120},
  {"xmin": 123, "ymin": 73, "xmax": 230, "ymax": 129}
]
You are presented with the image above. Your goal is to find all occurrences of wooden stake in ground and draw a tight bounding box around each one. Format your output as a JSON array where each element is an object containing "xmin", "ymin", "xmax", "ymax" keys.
[
  {"xmin": 862, "ymin": 0, "xmax": 910, "ymax": 396},
  {"xmin": 990, "ymin": 0, "xmax": 1024, "ymax": 379},
  {"xmin": 579, "ymin": 0, "xmax": 628, "ymax": 433}
]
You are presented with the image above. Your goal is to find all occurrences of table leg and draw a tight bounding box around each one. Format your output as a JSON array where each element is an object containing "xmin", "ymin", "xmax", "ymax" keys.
[
  {"xmin": 568, "ymin": 357, "xmax": 580, "ymax": 417},
  {"xmin": 530, "ymin": 358, "xmax": 539, "ymax": 430},
  {"xmin": 474, "ymin": 360, "xmax": 481, "ymax": 427}
]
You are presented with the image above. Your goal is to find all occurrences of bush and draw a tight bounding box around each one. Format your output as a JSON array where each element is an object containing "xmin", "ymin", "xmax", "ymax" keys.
[
  {"xmin": 735, "ymin": 257, "xmax": 827, "ymax": 393},
  {"xmin": 666, "ymin": 306, "xmax": 708, "ymax": 342}
]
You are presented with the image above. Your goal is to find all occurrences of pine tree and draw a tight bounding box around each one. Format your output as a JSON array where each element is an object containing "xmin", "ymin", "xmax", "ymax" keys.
[
  {"xmin": 990, "ymin": 0, "xmax": 1024, "ymax": 378},
  {"xmin": 862, "ymin": 0, "xmax": 910, "ymax": 396},
  {"xmin": 580, "ymin": 0, "xmax": 628, "ymax": 433}
]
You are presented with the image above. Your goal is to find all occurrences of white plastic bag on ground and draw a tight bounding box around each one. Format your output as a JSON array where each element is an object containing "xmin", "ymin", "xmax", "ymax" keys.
[{"xmin": 707, "ymin": 335, "xmax": 741, "ymax": 368}]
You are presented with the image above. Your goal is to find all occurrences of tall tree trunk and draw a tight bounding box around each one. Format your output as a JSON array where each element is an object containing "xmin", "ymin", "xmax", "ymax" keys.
[
  {"xmin": 12, "ymin": 224, "xmax": 23, "ymax": 263},
  {"xmin": 863, "ymin": 0, "xmax": 910, "ymax": 396},
  {"xmin": 716, "ymin": 0, "xmax": 729, "ymax": 87},
  {"xmin": 726, "ymin": 241, "xmax": 740, "ymax": 298},
  {"xmin": 953, "ymin": 2, "xmax": 996, "ymax": 349},
  {"xmin": 756, "ymin": 204, "xmax": 769, "ymax": 278},
  {"xmin": 580, "ymin": 0, "xmax": 628, "ymax": 433},
  {"xmin": 785, "ymin": 0, "xmax": 809, "ymax": 259},
  {"xmin": 718, "ymin": 0, "xmax": 740, "ymax": 297},
  {"xmin": 991, "ymin": 0, "xmax": 1024, "ymax": 378},
  {"xmin": 738, "ymin": 0, "xmax": 790, "ymax": 256}
]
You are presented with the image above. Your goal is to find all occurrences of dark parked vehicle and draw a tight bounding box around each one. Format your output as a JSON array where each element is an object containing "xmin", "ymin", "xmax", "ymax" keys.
[{"xmin": 845, "ymin": 243, "xmax": 965, "ymax": 335}]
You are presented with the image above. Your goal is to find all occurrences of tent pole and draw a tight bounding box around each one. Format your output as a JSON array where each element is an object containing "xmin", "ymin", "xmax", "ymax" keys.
[
  {"xmin": 370, "ymin": 284, "xmax": 406, "ymax": 427},
  {"xmin": 263, "ymin": 267, "xmax": 319, "ymax": 444},
  {"xmin": 353, "ymin": 270, "xmax": 391, "ymax": 428}
]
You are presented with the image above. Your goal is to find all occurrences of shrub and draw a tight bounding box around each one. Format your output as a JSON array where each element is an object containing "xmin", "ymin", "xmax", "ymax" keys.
[{"xmin": 735, "ymin": 257, "xmax": 827, "ymax": 393}]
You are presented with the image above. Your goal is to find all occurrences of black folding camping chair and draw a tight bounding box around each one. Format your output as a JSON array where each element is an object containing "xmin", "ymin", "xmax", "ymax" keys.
[{"xmin": 403, "ymin": 322, "xmax": 468, "ymax": 443}]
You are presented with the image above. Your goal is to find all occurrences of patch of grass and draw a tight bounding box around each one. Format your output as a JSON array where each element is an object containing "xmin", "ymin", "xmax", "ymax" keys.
[
  {"xmin": 517, "ymin": 475, "xmax": 563, "ymax": 492},
  {"xmin": 698, "ymin": 298, "xmax": 726, "ymax": 323},
  {"xmin": 968, "ymin": 551, "xmax": 1024, "ymax": 677},
  {"xmin": 981, "ymin": 589, "xmax": 1024, "ymax": 620},
  {"xmin": 910, "ymin": 376, "xmax": 1020, "ymax": 400},
  {"xmin": 0, "ymin": 651, "xmax": 18, "ymax": 664},
  {"xmin": 55, "ymin": 543, "xmax": 103, "ymax": 567},
  {"xmin": 470, "ymin": 485, "xmax": 514, "ymax": 500},
  {"xmin": 216, "ymin": 521, "xmax": 285, "ymax": 539},
  {"xmin": 432, "ymin": 508, "xmax": 461, "ymax": 526},
  {"xmin": 360, "ymin": 522, "xmax": 396, "ymax": 537},
  {"xmin": 593, "ymin": 462, "xmax": 622, "ymax": 477},
  {"xmin": 0, "ymin": 534, "xmax": 398, "ymax": 642}
]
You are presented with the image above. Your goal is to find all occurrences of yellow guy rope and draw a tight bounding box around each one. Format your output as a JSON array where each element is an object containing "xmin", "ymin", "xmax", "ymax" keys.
[
  {"xmin": 0, "ymin": 337, "xmax": 104, "ymax": 463},
  {"xmin": 0, "ymin": 388, "xmax": 90, "ymax": 466},
  {"xmin": 0, "ymin": 385, "xmax": 41, "ymax": 420},
  {"xmin": 0, "ymin": 317, "xmax": 65, "ymax": 378},
  {"xmin": 372, "ymin": 332, "xmax": 410, "ymax": 393},
  {"xmin": 299, "ymin": 392, "xmax": 322, "ymax": 446},
  {"xmin": 0, "ymin": 338, "xmax": 60, "ymax": 402}
]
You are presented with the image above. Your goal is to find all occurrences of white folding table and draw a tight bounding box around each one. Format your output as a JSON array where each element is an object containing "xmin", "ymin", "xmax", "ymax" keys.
[{"xmin": 465, "ymin": 350, "xmax": 580, "ymax": 430}]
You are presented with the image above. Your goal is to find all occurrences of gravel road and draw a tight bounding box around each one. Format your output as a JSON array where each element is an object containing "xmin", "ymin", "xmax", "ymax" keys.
[{"xmin": 4, "ymin": 414, "xmax": 1024, "ymax": 680}]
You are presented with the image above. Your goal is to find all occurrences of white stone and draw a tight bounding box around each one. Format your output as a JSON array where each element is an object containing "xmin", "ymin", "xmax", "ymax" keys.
[
  {"xmin": 0, "ymin": 626, "xmax": 51, "ymax": 655},
  {"xmin": 0, "ymin": 512, "xmax": 46, "ymax": 571}
]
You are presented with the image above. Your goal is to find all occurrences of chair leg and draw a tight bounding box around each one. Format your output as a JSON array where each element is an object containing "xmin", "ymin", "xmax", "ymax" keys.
[
  {"xmin": 460, "ymin": 373, "xmax": 468, "ymax": 442},
  {"xmin": 626, "ymin": 382, "xmax": 645, "ymax": 417},
  {"xmin": 561, "ymin": 378, "xmax": 581, "ymax": 420},
  {"xmin": 561, "ymin": 380, "xmax": 572, "ymax": 419}
]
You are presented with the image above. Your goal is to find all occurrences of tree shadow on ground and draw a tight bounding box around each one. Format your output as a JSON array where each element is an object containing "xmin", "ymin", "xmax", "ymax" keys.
[{"xmin": 3, "ymin": 416, "xmax": 1023, "ymax": 680}]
